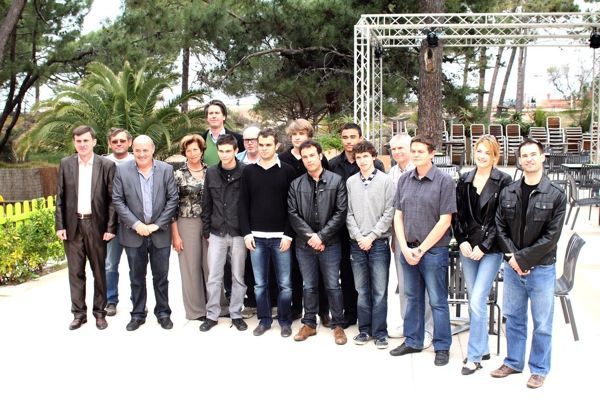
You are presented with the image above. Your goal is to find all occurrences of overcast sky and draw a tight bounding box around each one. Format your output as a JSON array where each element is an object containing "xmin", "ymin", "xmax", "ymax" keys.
[{"xmin": 81, "ymin": 0, "xmax": 600, "ymax": 107}]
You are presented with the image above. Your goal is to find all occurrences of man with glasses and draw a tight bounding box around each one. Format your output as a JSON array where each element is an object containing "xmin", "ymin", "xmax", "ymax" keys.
[
  {"xmin": 492, "ymin": 138, "xmax": 566, "ymax": 389},
  {"xmin": 103, "ymin": 128, "xmax": 134, "ymax": 317},
  {"xmin": 237, "ymin": 126, "xmax": 260, "ymax": 165}
]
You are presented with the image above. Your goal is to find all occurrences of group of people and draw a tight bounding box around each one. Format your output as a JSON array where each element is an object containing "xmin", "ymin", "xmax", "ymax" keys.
[{"xmin": 55, "ymin": 99, "xmax": 566, "ymax": 390}]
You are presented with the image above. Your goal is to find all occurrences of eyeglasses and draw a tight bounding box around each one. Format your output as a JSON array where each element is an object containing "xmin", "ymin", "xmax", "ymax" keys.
[
  {"xmin": 244, "ymin": 138, "xmax": 258, "ymax": 143},
  {"xmin": 111, "ymin": 139, "xmax": 127, "ymax": 144}
]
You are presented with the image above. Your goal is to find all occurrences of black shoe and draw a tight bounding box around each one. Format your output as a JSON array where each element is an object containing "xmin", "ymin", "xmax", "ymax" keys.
[
  {"xmin": 95, "ymin": 316, "xmax": 108, "ymax": 330},
  {"xmin": 435, "ymin": 350, "xmax": 450, "ymax": 366},
  {"xmin": 231, "ymin": 318, "xmax": 248, "ymax": 331},
  {"xmin": 461, "ymin": 361, "xmax": 483, "ymax": 375},
  {"xmin": 158, "ymin": 316, "xmax": 173, "ymax": 330},
  {"xmin": 126, "ymin": 318, "xmax": 145, "ymax": 331},
  {"xmin": 196, "ymin": 316, "xmax": 207, "ymax": 322},
  {"xmin": 105, "ymin": 304, "xmax": 117, "ymax": 317},
  {"xmin": 69, "ymin": 317, "xmax": 87, "ymax": 330},
  {"xmin": 281, "ymin": 325, "xmax": 292, "ymax": 338},
  {"xmin": 341, "ymin": 314, "xmax": 357, "ymax": 329},
  {"xmin": 253, "ymin": 324, "xmax": 271, "ymax": 336},
  {"xmin": 390, "ymin": 343, "xmax": 422, "ymax": 357},
  {"xmin": 199, "ymin": 319, "xmax": 218, "ymax": 332}
]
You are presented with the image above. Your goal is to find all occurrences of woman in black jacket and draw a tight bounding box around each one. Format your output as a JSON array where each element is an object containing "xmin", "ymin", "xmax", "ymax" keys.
[{"xmin": 453, "ymin": 135, "xmax": 512, "ymax": 375}]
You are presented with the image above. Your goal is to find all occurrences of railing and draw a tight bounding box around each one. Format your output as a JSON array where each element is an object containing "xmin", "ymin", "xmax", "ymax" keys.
[{"xmin": 0, "ymin": 196, "xmax": 55, "ymax": 226}]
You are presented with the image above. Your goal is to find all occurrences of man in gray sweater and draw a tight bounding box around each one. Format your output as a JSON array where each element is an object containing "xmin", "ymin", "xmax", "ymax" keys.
[{"xmin": 346, "ymin": 140, "xmax": 395, "ymax": 350}]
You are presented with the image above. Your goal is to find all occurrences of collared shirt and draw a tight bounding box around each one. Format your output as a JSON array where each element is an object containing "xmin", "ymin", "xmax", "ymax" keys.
[
  {"xmin": 236, "ymin": 150, "xmax": 258, "ymax": 165},
  {"xmin": 388, "ymin": 161, "xmax": 415, "ymax": 189},
  {"xmin": 137, "ymin": 162, "xmax": 155, "ymax": 224},
  {"xmin": 359, "ymin": 168, "xmax": 378, "ymax": 188},
  {"xmin": 257, "ymin": 155, "xmax": 282, "ymax": 170},
  {"xmin": 208, "ymin": 128, "xmax": 226, "ymax": 143},
  {"xmin": 394, "ymin": 164, "xmax": 457, "ymax": 247},
  {"xmin": 77, "ymin": 154, "xmax": 94, "ymax": 214}
]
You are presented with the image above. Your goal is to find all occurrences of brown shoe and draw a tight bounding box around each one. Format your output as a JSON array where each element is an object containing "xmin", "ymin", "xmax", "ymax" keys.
[
  {"xmin": 526, "ymin": 374, "xmax": 545, "ymax": 389},
  {"xmin": 490, "ymin": 364, "xmax": 521, "ymax": 378},
  {"xmin": 95, "ymin": 316, "xmax": 108, "ymax": 330},
  {"xmin": 294, "ymin": 324, "xmax": 317, "ymax": 341},
  {"xmin": 69, "ymin": 317, "xmax": 87, "ymax": 330},
  {"xmin": 333, "ymin": 326, "xmax": 347, "ymax": 345}
]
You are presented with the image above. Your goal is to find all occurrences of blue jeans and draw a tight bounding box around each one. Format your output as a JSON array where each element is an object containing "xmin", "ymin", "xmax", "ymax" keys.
[
  {"xmin": 125, "ymin": 238, "xmax": 171, "ymax": 320},
  {"xmin": 296, "ymin": 243, "xmax": 344, "ymax": 328},
  {"xmin": 350, "ymin": 238, "xmax": 390, "ymax": 340},
  {"xmin": 461, "ymin": 252, "xmax": 503, "ymax": 362},
  {"xmin": 401, "ymin": 246, "xmax": 452, "ymax": 351},
  {"xmin": 105, "ymin": 229, "xmax": 124, "ymax": 305},
  {"xmin": 503, "ymin": 263, "xmax": 556, "ymax": 376},
  {"xmin": 250, "ymin": 237, "xmax": 292, "ymax": 327}
]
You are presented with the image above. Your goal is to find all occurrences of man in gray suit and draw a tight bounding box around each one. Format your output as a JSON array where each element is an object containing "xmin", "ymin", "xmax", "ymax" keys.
[{"xmin": 112, "ymin": 135, "xmax": 178, "ymax": 331}]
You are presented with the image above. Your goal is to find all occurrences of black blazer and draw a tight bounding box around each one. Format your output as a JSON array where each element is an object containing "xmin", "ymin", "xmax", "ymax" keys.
[
  {"xmin": 55, "ymin": 153, "xmax": 117, "ymax": 240},
  {"xmin": 452, "ymin": 167, "xmax": 512, "ymax": 253},
  {"xmin": 202, "ymin": 128, "xmax": 245, "ymax": 153}
]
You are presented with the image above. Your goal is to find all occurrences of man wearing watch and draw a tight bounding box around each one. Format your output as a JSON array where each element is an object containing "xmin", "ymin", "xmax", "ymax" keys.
[{"xmin": 389, "ymin": 135, "xmax": 457, "ymax": 367}]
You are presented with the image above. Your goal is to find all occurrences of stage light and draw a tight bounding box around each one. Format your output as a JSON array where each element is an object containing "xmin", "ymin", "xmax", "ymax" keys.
[
  {"xmin": 374, "ymin": 45, "xmax": 384, "ymax": 59},
  {"xmin": 427, "ymin": 30, "xmax": 438, "ymax": 48},
  {"xmin": 590, "ymin": 28, "xmax": 600, "ymax": 49}
]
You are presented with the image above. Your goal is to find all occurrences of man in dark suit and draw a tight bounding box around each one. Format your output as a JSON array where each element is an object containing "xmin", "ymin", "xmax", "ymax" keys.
[
  {"xmin": 55, "ymin": 125, "xmax": 117, "ymax": 330},
  {"xmin": 201, "ymin": 99, "xmax": 244, "ymax": 166},
  {"xmin": 112, "ymin": 135, "xmax": 178, "ymax": 331}
]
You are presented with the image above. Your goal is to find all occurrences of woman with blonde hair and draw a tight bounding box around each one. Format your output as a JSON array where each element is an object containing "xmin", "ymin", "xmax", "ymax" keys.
[{"xmin": 452, "ymin": 135, "xmax": 512, "ymax": 375}]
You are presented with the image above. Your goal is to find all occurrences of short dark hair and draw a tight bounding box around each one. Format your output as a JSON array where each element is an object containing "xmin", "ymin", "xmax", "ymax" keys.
[
  {"xmin": 258, "ymin": 128, "xmax": 279, "ymax": 145},
  {"xmin": 411, "ymin": 135, "xmax": 436, "ymax": 153},
  {"xmin": 518, "ymin": 137, "xmax": 545, "ymax": 157},
  {"xmin": 107, "ymin": 127, "xmax": 132, "ymax": 141},
  {"xmin": 204, "ymin": 99, "xmax": 227, "ymax": 118},
  {"xmin": 72, "ymin": 125, "xmax": 96, "ymax": 139},
  {"xmin": 340, "ymin": 123, "xmax": 362, "ymax": 137},
  {"xmin": 217, "ymin": 134, "xmax": 238, "ymax": 150},
  {"xmin": 353, "ymin": 140, "xmax": 377, "ymax": 157},
  {"xmin": 299, "ymin": 139, "xmax": 322, "ymax": 155}
]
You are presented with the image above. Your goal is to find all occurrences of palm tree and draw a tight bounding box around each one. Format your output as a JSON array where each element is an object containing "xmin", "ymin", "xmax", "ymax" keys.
[{"xmin": 17, "ymin": 61, "xmax": 205, "ymax": 159}]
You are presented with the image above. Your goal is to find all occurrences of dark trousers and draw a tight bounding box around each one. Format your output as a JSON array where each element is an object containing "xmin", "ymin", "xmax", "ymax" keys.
[
  {"xmin": 65, "ymin": 219, "xmax": 107, "ymax": 319},
  {"xmin": 340, "ymin": 228, "xmax": 357, "ymax": 323},
  {"xmin": 125, "ymin": 237, "xmax": 171, "ymax": 320}
]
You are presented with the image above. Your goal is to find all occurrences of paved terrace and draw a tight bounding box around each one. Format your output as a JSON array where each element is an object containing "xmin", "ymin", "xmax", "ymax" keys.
[{"xmin": 1, "ymin": 179, "xmax": 598, "ymax": 400}]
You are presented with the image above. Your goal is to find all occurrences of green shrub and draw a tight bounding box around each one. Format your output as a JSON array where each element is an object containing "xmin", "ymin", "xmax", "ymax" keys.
[{"xmin": 0, "ymin": 207, "xmax": 64, "ymax": 284}]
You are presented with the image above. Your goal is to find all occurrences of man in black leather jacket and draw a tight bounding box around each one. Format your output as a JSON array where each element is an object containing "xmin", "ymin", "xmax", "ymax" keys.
[
  {"xmin": 492, "ymin": 138, "xmax": 566, "ymax": 389},
  {"xmin": 288, "ymin": 140, "xmax": 349, "ymax": 345}
]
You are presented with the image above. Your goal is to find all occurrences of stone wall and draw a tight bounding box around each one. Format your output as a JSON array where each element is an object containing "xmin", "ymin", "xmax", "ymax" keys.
[{"xmin": 0, "ymin": 167, "xmax": 58, "ymax": 202}]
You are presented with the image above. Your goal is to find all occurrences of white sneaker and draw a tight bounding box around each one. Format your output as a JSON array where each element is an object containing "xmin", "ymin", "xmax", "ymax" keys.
[
  {"xmin": 423, "ymin": 332, "xmax": 433, "ymax": 349},
  {"xmin": 388, "ymin": 325, "xmax": 405, "ymax": 338}
]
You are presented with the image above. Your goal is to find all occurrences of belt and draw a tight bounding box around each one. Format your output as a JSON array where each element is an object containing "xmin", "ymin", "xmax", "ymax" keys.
[
  {"xmin": 76, "ymin": 213, "xmax": 92, "ymax": 220},
  {"xmin": 406, "ymin": 240, "xmax": 421, "ymax": 248}
]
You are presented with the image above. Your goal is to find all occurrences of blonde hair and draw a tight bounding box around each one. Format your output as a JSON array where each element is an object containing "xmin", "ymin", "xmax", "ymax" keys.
[
  {"xmin": 285, "ymin": 118, "xmax": 314, "ymax": 138},
  {"xmin": 474, "ymin": 135, "xmax": 500, "ymax": 165}
]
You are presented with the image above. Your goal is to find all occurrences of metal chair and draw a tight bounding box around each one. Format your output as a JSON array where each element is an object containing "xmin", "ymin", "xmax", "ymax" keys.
[
  {"xmin": 555, "ymin": 232, "xmax": 586, "ymax": 341},
  {"xmin": 529, "ymin": 126, "xmax": 549, "ymax": 148},
  {"xmin": 505, "ymin": 124, "xmax": 522, "ymax": 166},
  {"xmin": 565, "ymin": 173, "xmax": 600, "ymax": 230},
  {"xmin": 564, "ymin": 127, "xmax": 583, "ymax": 153},
  {"xmin": 450, "ymin": 124, "xmax": 467, "ymax": 167},
  {"xmin": 470, "ymin": 124, "xmax": 485, "ymax": 165}
]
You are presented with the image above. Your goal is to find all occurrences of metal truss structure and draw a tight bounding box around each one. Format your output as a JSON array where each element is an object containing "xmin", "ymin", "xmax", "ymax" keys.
[{"xmin": 354, "ymin": 12, "xmax": 600, "ymax": 161}]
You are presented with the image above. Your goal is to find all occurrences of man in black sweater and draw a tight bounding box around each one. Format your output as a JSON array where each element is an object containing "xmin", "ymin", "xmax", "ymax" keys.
[
  {"xmin": 240, "ymin": 128, "xmax": 296, "ymax": 337},
  {"xmin": 328, "ymin": 122, "xmax": 385, "ymax": 328}
]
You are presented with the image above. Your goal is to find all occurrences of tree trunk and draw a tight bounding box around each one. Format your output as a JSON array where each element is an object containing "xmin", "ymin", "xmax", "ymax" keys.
[
  {"xmin": 496, "ymin": 47, "xmax": 517, "ymax": 116},
  {"xmin": 477, "ymin": 48, "xmax": 487, "ymax": 110},
  {"xmin": 0, "ymin": 0, "xmax": 27, "ymax": 65},
  {"xmin": 181, "ymin": 46, "xmax": 190, "ymax": 112},
  {"xmin": 515, "ymin": 47, "xmax": 527, "ymax": 113},
  {"xmin": 417, "ymin": 0, "xmax": 444, "ymax": 146},
  {"xmin": 462, "ymin": 51, "xmax": 470, "ymax": 88},
  {"xmin": 486, "ymin": 47, "xmax": 504, "ymax": 122}
]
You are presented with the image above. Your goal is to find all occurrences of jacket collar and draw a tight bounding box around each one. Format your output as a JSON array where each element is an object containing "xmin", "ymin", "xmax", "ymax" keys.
[
  {"xmin": 509, "ymin": 175, "xmax": 552, "ymax": 194},
  {"xmin": 464, "ymin": 168, "xmax": 504, "ymax": 206}
]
